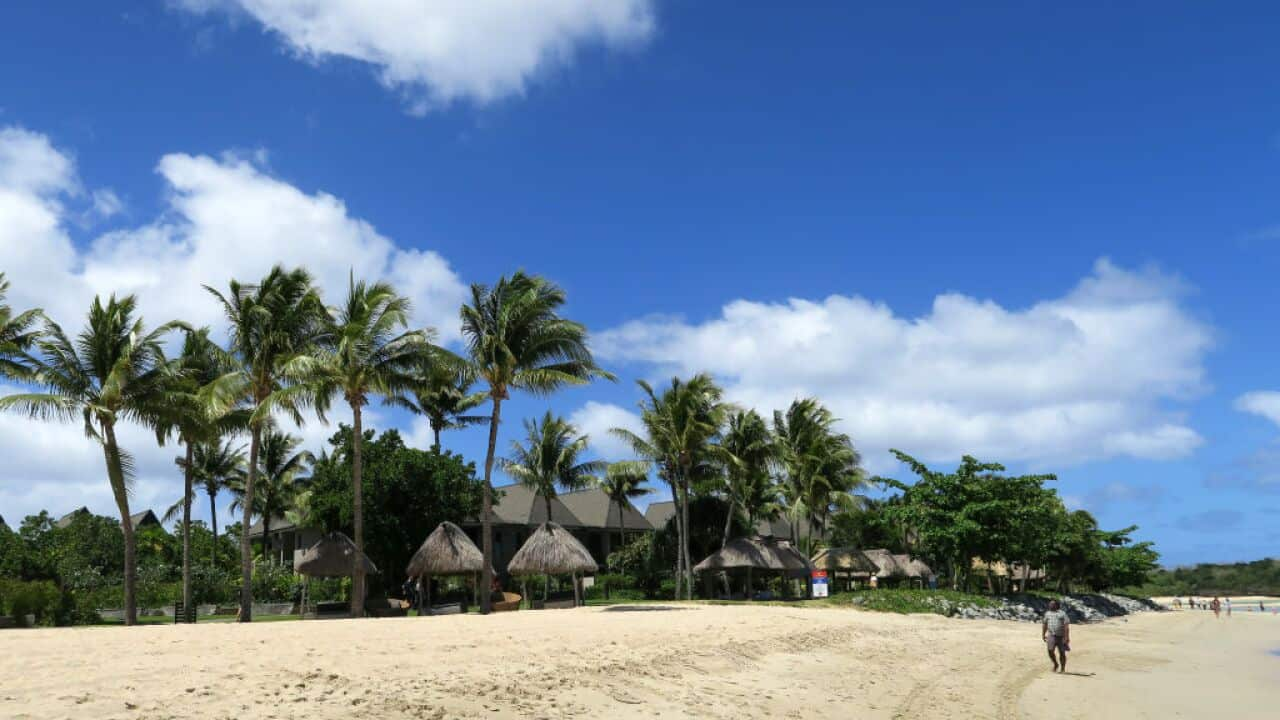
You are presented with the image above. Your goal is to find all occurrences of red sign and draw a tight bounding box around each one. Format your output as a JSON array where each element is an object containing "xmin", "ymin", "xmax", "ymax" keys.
[{"xmin": 811, "ymin": 570, "xmax": 828, "ymax": 580}]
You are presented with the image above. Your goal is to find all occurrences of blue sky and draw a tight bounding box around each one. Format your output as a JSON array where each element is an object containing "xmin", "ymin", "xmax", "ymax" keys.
[{"xmin": 1, "ymin": 1, "xmax": 1278, "ymax": 566}]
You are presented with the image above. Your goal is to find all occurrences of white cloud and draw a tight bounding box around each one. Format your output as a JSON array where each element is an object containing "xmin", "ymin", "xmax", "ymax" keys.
[
  {"xmin": 1235, "ymin": 391, "xmax": 1280, "ymax": 430},
  {"xmin": 176, "ymin": 0, "xmax": 656, "ymax": 111},
  {"xmin": 568, "ymin": 400, "xmax": 644, "ymax": 460},
  {"xmin": 597, "ymin": 259, "xmax": 1213, "ymax": 471},
  {"xmin": 0, "ymin": 127, "xmax": 466, "ymax": 342},
  {"xmin": 0, "ymin": 125, "xmax": 467, "ymax": 522}
]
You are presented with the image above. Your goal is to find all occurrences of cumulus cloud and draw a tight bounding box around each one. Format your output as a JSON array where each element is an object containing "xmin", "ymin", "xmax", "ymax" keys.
[
  {"xmin": 176, "ymin": 0, "xmax": 656, "ymax": 111},
  {"xmin": 1235, "ymin": 391, "xmax": 1280, "ymax": 430},
  {"xmin": 1205, "ymin": 443, "xmax": 1280, "ymax": 494},
  {"xmin": 0, "ymin": 125, "xmax": 466, "ymax": 522},
  {"xmin": 596, "ymin": 259, "xmax": 1213, "ymax": 471},
  {"xmin": 568, "ymin": 400, "xmax": 645, "ymax": 460}
]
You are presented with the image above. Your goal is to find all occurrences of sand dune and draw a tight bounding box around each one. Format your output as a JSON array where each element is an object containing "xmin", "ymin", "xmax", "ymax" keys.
[{"xmin": 2, "ymin": 604, "xmax": 1276, "ymax": 719}]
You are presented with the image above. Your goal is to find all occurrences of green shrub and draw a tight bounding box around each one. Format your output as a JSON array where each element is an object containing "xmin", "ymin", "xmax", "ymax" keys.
[
  {"xmin": 0, "ymin": 579, "xmax": 61, "ymax": 626},
  {"xmin": 250, "ymin": 561, "xmax": 303, "ymax": 603}
]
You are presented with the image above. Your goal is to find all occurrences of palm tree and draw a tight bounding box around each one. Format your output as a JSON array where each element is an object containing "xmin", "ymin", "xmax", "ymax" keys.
[
  {"xmin": 0, "ymin": 295, "xmax": 181, "ymax": 625},
  {"xmin": 229, "ymin": 427, "xmax": 313, "ymax": 563},
  {"xmin": 305, "ymin": 275, "xmax": 436, "ymax": 617},
  {"xmin": 387, "ymin": 362, "xmax": 489, "ymax": 451},
  {"xmin": 158, "ymin": 327, "xmax": 241, "ymax": 615},
  {"xmin": 773, "ymin": 398, "xmax": 865, "ymax": 554},
  {"xmin": 596, "ymin": 460, "xmax": 652, "ymax": 558},
  {"xmin": 0, "ymin": 273, "xmax": 42, "ymax": 381},
  {"xmin": 501, "ymin": 412, "xmax": 604, "ymax": 522},
  {"xmin": 611, "ymin": 374, "xmax": 726, "ymax": 600},
  {"xmin": 193, "ymin": 440, "xmax": 246, "ymax": 566},
  {"xmin": 206, "ymin": 265, "xmax": 326, "ymax": 622},
  {"xmin": 461, "ymin": 272, "xmax": 613, "ymax": 613},
  {"xmin": 720, "ymin": 409, "xmax": 779, "ymax": 545}
]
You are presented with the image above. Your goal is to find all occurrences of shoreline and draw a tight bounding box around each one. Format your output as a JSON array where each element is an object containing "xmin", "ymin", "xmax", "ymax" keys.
[{"xmin": 3, "ymin": 603, "xmax": 1277, "ymax": 719}]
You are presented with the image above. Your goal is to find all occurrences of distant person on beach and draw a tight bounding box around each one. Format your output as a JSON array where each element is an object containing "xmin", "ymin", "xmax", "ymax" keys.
[
  {"xmin": 1211, "ymin": 597, "xmax": 1221, "ymax": 619},
  {"xmin": 1225, "ymin": 597, "xmax": 1232, "ymax": 617},
  {"xmin": 1042, "ymin": 600, "xmax": 1070, "ymax": 673},
  {"xmin": 870, "ymin": 575, "xmax": 879, "ymax": 590},
  {"xmin": 1261, "ymin": 600, "xmax": 1266, "ymax": 612}
]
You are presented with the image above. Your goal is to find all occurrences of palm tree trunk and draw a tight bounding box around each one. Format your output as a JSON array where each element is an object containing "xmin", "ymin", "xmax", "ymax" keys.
[
  {"xmin": 479, "ymin": 394, "xmax": 503, "ymax": 615},
  {"xmin": 102, "ymin": 421, "xmax": 137, "ymax": 626},
  {"xmin": 263, "ymin": 517, "xmax": 272, "ymax": 564},
  {"xmin": 722, "ymin": 497, "xmax": 734, "ymax": 547},
  {"xmin": 670, "ymin": 479, "xmax": 684, "ymax": 600},
  {"xmin": 239, "ymin": 423, "xmax": 261, "ymax": 623},
  {"xmin": 616, "ymin": 499, "xmax": 625, "ymax": 566},
  {"xmin": 208, "ymin": 489, "xmax": 218, "ymax": 568},
  {"xmin": 182, "ymin": 442, "xmax": 195, "ymax": 619},
  {"xmin": 431, "ymin": 421, "xmax": 442, "ymax": 452},
  {"xmin": 681, "ymin": 476, "xmax": 693, "ymax": 599},
  {"xmin": 351, "ymin": 401, "xmax": 366, "ymax": 619},
  {"xmin": 544, "ymin": 494, "xmax": 553, "ymax": 601}
]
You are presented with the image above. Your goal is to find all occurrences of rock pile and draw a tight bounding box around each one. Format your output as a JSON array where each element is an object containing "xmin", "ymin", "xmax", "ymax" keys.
[{"xmin": 924, "ymin": 592, "xmax": 1162, "ymax": 624}]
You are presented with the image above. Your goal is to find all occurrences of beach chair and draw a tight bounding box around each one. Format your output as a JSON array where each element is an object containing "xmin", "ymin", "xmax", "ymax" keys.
[{"xmin": 173, "ymin": 599, "xmax": 196, "ymax": 624}]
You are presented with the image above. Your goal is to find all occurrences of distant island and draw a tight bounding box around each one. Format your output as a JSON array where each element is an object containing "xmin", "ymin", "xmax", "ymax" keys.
[{"xmin": 1123, "ymin": 558, "xmax": 1280, "ymax": 597}]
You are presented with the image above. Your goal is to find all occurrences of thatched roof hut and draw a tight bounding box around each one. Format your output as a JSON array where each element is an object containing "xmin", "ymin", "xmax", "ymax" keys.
[
  {"xmin": 406, "ymin": 521, "xmax": 490, "ymax": 579},
  {"xmin": 693, "ymin": 536, "xmax": 812, "ymax": 576},
  {"xmin": 507, "ymin": 522, "xmax": 598, "ymax": 576},
  {"xmin": 296, "ymin": 532, "xmax": 378, "ymax": 578},
  {"xmin": 894, "ymin": 555, "xmax": 933, "ymax": 579},
  {"xmin": 810, "ymin": 547, "xmax": 878, "ymax": 575},
  {"xmin": 862, "ymin": 548, "xmax": 907, "ymax": 579}
]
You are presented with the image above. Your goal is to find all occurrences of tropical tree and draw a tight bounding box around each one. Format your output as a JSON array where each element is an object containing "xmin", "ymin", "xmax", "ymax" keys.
[
  {"xmin": 303, "ymin": 275, "xmax": 436, "ymax": 616},
  {"xmin": 193, "ymin": 440, "xmax": 245, "ymax": 567},
  {"xmin": 206, "ymin": 265, "xmax": 326, "ymax": 621},
  {"xmin": 229, "ymin": 427, "xmax": 313, "ymax": 562},
  {"xmin": 772, "ymin": 398, "xmax": 865, "ymax": 553},
  {"xmin": 461, "ymin": 272, "xmax": 613, "ymax": 613},
  {"xmin": 597, "ymin": 460, "xmax": 653, "ymax": 554},
  {"xmin": 0, "ymin": 273, "xmax": 43, "ymax": 381},
  {"xmin": 387, "ymin": 362, "xmax": 488, "ymax": 451},
  {"xmin": 501, "ymin": 412, "xmax": 604, "ymax": 521},
  {"xmin": 611, "ymin": 374, "xmax": 726, "ymax": 599},
  {"xmin": 0, "ymin": 295, "xmax": 181, "ymax": 625},
  {"xmin": 157, "ymin": 327, "xmax": 241, "ymax": 615},
  {"xmin": 719, "ymin": 409, "xmax": 779, "ymax": 545}
]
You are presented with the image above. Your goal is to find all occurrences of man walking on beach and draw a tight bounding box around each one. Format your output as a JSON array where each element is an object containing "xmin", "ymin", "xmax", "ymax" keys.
[{"xmin": 1042, "ymin": 600, "xmax": 1070, "ymax": 673}]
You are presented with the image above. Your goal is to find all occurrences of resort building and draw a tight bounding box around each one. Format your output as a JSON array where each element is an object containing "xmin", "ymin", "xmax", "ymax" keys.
[
  {"xmin": 245, "ymin": 517, "xmax": 324, "ymax": 567},
  {"xmin": 459, "ymin": 484, "xmax": 652, "ymax": 578},
  {"xmin": 643, "ymin": 500, "xmax": 827, "ymax": 543},
  {"xmin": 55, "ymin": 507, "xmax": 163, "ymax": 532}
]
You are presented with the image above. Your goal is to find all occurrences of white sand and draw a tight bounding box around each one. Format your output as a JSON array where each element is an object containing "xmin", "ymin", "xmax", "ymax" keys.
[{"xmin": 2, "ymin": 604, "xmax": 1277, "ymax": 719}]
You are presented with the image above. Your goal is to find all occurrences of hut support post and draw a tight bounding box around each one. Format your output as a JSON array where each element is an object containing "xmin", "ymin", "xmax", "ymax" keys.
[
  {"xmin": 572, "ymin": 572, "xmax": 581, "ymax": 607},
  {"xmin": 474, "ymin": 574, "xmax": 480, "ymax": 609},
  {"xmin": 746, "ymin": 567, "xmax": 753, "ymax": 601},
  {"xmin": 522, "ymin": 579, "xmax": 529, "ymax": 610},
  {"xmin": 424, "ymin": 577, "xmax": 431, "ymax": 616}
]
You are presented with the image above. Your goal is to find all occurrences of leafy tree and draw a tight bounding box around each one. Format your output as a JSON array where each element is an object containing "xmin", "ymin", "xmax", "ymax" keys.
[
  {"xmin": 500, "ymin": 411, "xmax": 604, "ymax": 520},
  {"xmin": 0, "ymin": 295, "xmax": 182, "ymax": 624},
  {"xmin": 461, "ymin": 272, "xmax": 612, "ymax": 613},
  {"xmin": 207, "ymin": 265, "xmax": 326, "ymax": 621},
  {"xmin": 387, "ymin": 362, "xmax": 488, "ymax": 451},
  {"xmin": 306, "ymin": 426, "xmax": 485, "ymax": 596},
  {"xmin": 0, "ymin": 272, "xmax": 42, "ymax": 381},
  {"xmin": 611, "ymin": 374, "xmax": 726, "ymax": 600}
]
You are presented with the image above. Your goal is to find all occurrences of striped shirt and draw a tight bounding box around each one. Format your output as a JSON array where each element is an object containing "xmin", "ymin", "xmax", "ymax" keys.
[{"xmin": 1044, "ymin": 609, "xmax": 1069, "ymax": 636}]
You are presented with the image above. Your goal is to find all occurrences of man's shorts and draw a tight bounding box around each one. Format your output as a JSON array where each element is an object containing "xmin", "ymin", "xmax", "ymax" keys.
[{"xmin": 1046, "ymin": 633, "xmax": 1068, "ymax": 653}]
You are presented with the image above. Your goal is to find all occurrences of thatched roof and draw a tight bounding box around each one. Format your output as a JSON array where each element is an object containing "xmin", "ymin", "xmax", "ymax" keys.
[
  {"xmin": 862, "ymin": 548, "xmax": 907, "ymax": 578},
  {"xmin": 507, "ymin": 522, "xmax": 598, "ymax": 576},
  {"xmin": 894, "ymin": 554, "xmax": 933, "ymax": 579},
  {"xmin": 406, "ymin": 521, "xmax": 490, "ymax": 578},
  {"xmin": 971, "ymin": 559, "xmax": 1045, "ymax": 581},
  {"xmin": 810, "ymin": 547, "xmax": 878, "ymax": 574},
  {"xmin": 693, "ymin": 536, "xmax": 812, "ymax": 575},
  {"xmin": 295, "ymin": 532, "xmax": 378, "ymax": 578}
]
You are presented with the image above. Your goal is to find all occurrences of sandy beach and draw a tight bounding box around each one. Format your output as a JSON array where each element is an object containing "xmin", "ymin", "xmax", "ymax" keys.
[{"xmin": 2, "ymin": 604, "xmax": 1276, "ymax": 720}]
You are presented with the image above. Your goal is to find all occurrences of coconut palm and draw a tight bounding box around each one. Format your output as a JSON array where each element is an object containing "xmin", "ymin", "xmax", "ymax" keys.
[
  {"xmin": 157, "ymin": 327, "xmax": 242, "ymax": 615},
  {"xmin": 720, "ymin": 409, "xmax": 780, "ymax": 545},
  {"xmin": 461, "ymin": 272, "xmax": 613, "ymax": 613},
  {"xmin": 0, "ymin": 295, "xmax": 182, "ymax": 625},
  {"xmin": 501, "ymin": 412, "xmax": 604, "ymax": 521},
  {"xmin": 773, "ymin": 398, "xmax": 865, "ymax": 554},
  {"xmin": 228, "ymin": 427, "xmax": 313, "ymax": 563},
  {"xmin": 596, "ymin": 460, "xmax": 653, "ymax": 557},
  {"xmin": 206, "ymin": 265, "xmax": 326, "ymax": 622},
  {"xmin": 304, "ymin": 275, "xmax": 436, "ymax": 616},
  {"xmin": 0, "ymin": 273, "xmax": 43, "ymax": 381},
  {"xmin": 164, "ymin": 438, "xmax": 246, "ymax": 567},
  {"xmin": 610, "ymin": 374, "xmax": 727, "ymax": 599},
  {"xmin": 386, "ymin": 362, "xmax": 489, "ymax": 451}
]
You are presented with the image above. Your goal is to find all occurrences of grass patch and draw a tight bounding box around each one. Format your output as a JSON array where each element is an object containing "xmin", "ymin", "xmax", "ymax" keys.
[{"xmin": 821, "ymin": 588, "xmax": 999, "ymax": 615}]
